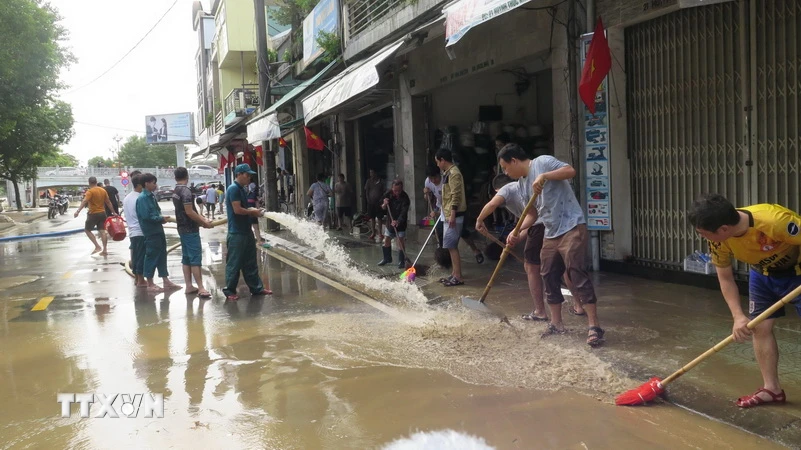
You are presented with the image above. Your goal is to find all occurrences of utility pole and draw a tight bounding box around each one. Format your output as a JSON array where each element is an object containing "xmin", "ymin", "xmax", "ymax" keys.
[
  {"xmin": 254, "ymin": 0, "xmax": 279, "ymax": 230},
  {"xmin": 113, "ymin": 134, "xmax": 123, "ymax": 171}
]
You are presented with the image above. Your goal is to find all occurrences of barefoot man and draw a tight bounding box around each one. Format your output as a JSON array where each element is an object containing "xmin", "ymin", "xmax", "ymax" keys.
[
  {"xmin": 74, "ymin": 176, "xmax": 116, "ymax": 255},
  {"xmin": 173, "ymin": 167, "xmax": 214, "ymax": 298},
  {"xmin": 136, "ymin": 173, "xmax": 180, "ymax": 292},
  {"xmin": 122, "ymin": 171, "xmax": 147, "ymax": 287}
]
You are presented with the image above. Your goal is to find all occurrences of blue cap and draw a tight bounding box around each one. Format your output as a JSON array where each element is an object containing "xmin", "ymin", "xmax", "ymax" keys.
[{"xmin": 234, "ymin": 163, "xmax": 257, "ymax": 175}]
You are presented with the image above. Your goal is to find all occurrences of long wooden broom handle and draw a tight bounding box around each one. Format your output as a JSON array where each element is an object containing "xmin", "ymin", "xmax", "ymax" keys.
[
  {"xmin": 477, "ymin": 188, "xmax": 541, "ymax": 303},
  {"xmin": 661, "ymin": 281, "xmax": 801, "ymax": 386},
  {"xmin": 477, "ymin": 227, "xmax": 525, "ymax": 264}
]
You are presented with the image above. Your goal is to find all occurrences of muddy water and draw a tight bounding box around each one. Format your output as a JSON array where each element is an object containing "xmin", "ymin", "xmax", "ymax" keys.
[{"xmin": 0, "ymin": 210, "xmax": 786, "ymax": 449}]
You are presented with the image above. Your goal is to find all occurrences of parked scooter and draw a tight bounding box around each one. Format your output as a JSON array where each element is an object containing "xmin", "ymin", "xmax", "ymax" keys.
[{"xmin": 47, "ymin": 197, "xmax": 59, "ymax": 219}]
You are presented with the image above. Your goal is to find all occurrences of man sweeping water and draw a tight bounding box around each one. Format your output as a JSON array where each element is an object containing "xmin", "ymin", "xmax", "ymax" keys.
[{"xmin": 690, "ymin": 194, "xmax": 801, "ymax": 408}]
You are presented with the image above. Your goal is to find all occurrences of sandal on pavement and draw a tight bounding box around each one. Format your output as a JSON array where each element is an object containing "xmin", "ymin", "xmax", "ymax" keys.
[
  {"xmin": 225, "ymin": 293, "xmax": 239, "ymax": 301},
  {"xmin": 541, "ymin": 323, "xmax": 567, "ymax": 338},
  {"xmin": 587, "ymin": 326, "xmax": 605, "ymax": 347},
  {"xmin": 198, "ymin": 290, "xmax": 212, "ymax": 299},
  {"xmin": 443, "ymin": 278, "xmax": 464, "ymax": 287},
  {"xmin": 522, "ymin": 312, "xmax": 549, "ymax": 321},
  {"xmin": 253, "ymin": 289, "xmax": 273, "ymax": 296},
  {"xmin": 569, "ymin": 305, "xmax": 587, "ymax": 316},
  {"xmin": 439, "ymin": 276, "xmax": 454, "ymax": 284},
  {"xmin": 475, "ymin": 252, "xmax": 485, "ymax": 264},
  {"xmin": 736, "ymin": 388, "xmax": 786, "ymax": 408}
]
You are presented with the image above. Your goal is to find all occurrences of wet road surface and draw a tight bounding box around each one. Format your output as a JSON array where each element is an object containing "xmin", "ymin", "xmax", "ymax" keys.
[{"xmin": 0, "ymin": 204, "xmax": 789, "ymax": 449}]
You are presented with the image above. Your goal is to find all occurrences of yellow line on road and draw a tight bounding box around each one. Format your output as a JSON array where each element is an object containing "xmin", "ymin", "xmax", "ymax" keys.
[
  {"xmin": 61, "ymin": 271, "xmax": 73, "ymax": 279},
  {"xmin": 261, "ymin": 248, "xmax": 404, "ymax": 320},
  {"xmin": 31, "ymin": 296, "xmax": 55, "ymax": 311}
]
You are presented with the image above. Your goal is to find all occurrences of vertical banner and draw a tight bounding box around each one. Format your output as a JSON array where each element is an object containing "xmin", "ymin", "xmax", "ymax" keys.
[{"xmin": 580, "ymin": 32, "xmax": 612, "ymax": 231}]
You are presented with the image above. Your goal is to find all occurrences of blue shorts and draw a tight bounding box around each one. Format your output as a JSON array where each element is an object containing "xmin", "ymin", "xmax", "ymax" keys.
[
  {"xmin": 180, "ymin": 233, "xmax": 203, "ymax": 267},
  {"xmin": 748, "ymin": 269, "xmax": 801, "ymax": 320}
]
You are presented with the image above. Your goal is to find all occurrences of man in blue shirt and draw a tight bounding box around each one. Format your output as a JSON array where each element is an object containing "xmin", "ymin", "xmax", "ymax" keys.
[
  {"xmin": 135, "ymin": 172, "xmax": 180, "ymax": 292},
  {"xmin": 224, "ymin": 164, "xmax": 272, "ymax": 301}
]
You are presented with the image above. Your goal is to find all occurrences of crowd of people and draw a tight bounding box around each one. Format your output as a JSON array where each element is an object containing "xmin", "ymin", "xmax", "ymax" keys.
[{"xmin": 74, "ymin": 165, "xmax": 271, "ymax": 300}]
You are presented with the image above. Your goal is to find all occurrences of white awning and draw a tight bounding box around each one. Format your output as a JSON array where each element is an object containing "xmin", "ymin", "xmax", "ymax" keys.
[
  {"xmin": 444, "ymin": 0, "xmax": 533, "ymax": 47},
  {"xmin": 246, "ymin": 112, "xmax": 281, "ymax": 144},
  {"xmin": 302, "ymin": 39, "xmax": 405, "ymax": 124}
]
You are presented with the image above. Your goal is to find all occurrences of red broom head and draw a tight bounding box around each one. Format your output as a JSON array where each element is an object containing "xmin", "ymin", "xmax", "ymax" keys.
[{"xmin": 615, "ymin": 377, "xmax": 664, "ymax": 406}]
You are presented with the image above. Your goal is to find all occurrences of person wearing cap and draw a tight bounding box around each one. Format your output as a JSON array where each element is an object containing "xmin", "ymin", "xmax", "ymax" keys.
[{"xmin": 223, "ymin": 164, "xmax": 272, "ymax": 301}]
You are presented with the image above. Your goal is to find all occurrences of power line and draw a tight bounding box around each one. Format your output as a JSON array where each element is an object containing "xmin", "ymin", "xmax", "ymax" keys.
[{"xmin": 65, "ymin": 0, "xmax": 180, "ymax": 94}]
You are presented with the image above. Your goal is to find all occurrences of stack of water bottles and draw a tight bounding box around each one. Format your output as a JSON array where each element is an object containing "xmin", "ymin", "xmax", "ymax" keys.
[{"xmin": 683, "ymin": 250, "xmax": 716, "ymax": 275}]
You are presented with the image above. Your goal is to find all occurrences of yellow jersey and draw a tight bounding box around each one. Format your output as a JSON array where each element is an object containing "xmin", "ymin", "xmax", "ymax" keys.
[{"xmin": 709, "ymin": 204, "xmax": 801, "ymax": 275}]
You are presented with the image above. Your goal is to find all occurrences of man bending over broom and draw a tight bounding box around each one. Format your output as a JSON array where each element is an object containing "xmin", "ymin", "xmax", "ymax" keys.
[{"xmin": 690, "ymin": 193, "xmax": 801, "ymax": 408}]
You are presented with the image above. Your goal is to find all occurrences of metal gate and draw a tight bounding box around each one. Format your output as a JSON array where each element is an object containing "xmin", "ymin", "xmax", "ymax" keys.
[
  {"xmin": 627, "ymin": 2, "xmax": 747, "ymax": 267},
  {"xmin": 627, "ymin": 0, "xmax": 801, "ymax": 269}
]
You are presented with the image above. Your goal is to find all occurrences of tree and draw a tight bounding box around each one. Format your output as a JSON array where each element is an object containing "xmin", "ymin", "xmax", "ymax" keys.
[
  {"xmin": 118, "ymin": 135, "xmax": 176, "ymax": 168},
  {"xmin": 0, "ymin": 0, "xmax": 74, "ymax": 211},
  {"xmin": 0, "ymin": 101, "xmax": 74, "ymax": 210},
  {"xmin": 272, "ymin": 0, "xmax": 319, "ymax": 28},
  {"xmin": 88, "ymin": 155, "xmax": 115, "ymax": 168},
  {"xmin": 45, "ymin": 149, "xmax": 79, "ymax": 167}
]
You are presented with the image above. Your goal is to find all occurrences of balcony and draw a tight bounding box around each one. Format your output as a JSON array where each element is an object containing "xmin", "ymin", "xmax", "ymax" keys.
[
  {"xmin": 346, "ymin": 0, "xmax": 406, "ymax": 39},
  {"xmin": 223, "ymin": 86, "xmax": 260, "ymax": 126}
]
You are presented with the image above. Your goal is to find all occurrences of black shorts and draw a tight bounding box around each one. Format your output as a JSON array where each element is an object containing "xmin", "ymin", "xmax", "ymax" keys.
[
  {"xmin": 367, "ymin": 203, "xmax": 385, "ymax": 219},
  {"xmin": 524, "ymin": 223, "xmax": 545, "ymax": 265},
  {"xmin": 337, "ymin": 206, "xmax": 352, "ymax": 218},
  {"xmin": 85, "ymin": 212, "xmax": 107, "ymax": 232}
]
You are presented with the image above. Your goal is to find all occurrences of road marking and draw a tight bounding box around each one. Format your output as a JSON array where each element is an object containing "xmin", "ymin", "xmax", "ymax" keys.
[
  {"xmin": 261, "ymin": 248, "xmax": 404, "ymax": 320},
  {"xmin": 31, "ymin": 296, "xmax": 55, "ymax": 311},
  {"xmin": 62, "ymin": 271, "xmax": 73, "ymax": 279}
]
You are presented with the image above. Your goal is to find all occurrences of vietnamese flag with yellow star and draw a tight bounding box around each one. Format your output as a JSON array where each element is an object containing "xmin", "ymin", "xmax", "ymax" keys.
[
  {"xmin": 304, "ymin": 127, "xmax": 325, "ymax": 151},
  {"xmin": 579, "ymin": 18, "xmax": 611, "ymax": 115}
]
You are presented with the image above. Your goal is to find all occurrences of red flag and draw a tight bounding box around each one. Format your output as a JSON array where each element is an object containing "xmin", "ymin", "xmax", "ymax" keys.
[
  {"xmin": 219, "ymin": 151, "xmax": 227, "ymax": 170},
  {"xmin": 254, "ymin": 145, "xmax": 264, "ymax": 166},
  {"xmin": 243, "ymin": 150, "xmax": 253, "ymax": 166},
  {"xmin": 304, "ymin": 127, "xmax": 325, "ymax": 151},
  {"xmin": 278, "ymin": 137, "xmax": 288, "ymax": 148},
  {"xmin": 579, "ymin": 18, "xmax": 612, "ymax": 115}
]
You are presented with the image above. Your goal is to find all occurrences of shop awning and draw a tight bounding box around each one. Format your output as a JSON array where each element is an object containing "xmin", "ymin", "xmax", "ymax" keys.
[
  {"xmin": 444, "ymin": 0, "xmax": 533, "ymax": 47},
  {"xmin": 302, "ymin": 39, "xmax": 405, "ymax": 124},
  {"xmin": 246, "ymin": 59, "xmax": 339, "ymax": 144}
]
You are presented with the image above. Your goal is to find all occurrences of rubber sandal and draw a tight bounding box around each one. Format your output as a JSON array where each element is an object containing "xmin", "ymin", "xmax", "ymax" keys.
[
  {"xmin": 736, "ymin": 388, "xmax": 786, "ymax": 408},
  {"xmin": 198, "ymin": 290, "xmax": 212, "ymax": 299},
  {"xmin": 443, "ymin": 278, "xmax": 464, "ymax": 287},
  {"xmin": 225, "ymin": 293, "xmax": 239, "ymax": 301},
  {"xmin": 569, "ymin": 305, "xmax": 587, "ymax": 316},
  {"xmin": 253, "ymin": 289, "xmax": 273, "ymax": 296},
  {"xmin": 541, "ymin": 323, "xmax": 567, "ymax": 338},
  {"xmin": 439, "ymin": 276, "xmax": 454, "ymax": 284},
  {"xmin": 522, "ymin": 312, "xmax": 549, "ymax": 321},
  {"xmin": 587, "ymin": 326, "xmax": 605, "ymax": 347},
  {"xmin": 475, "ymin": 253, "xmax": 485, "ymax": 264}
]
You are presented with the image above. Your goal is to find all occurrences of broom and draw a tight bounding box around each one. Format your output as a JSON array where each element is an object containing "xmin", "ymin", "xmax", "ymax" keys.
[
  {"xmin": 616, "ymin": 282, "xmax": 801, "ymax": 406},
  {"xmin": 400, "ymin": 215, "xmax": 441, "ymax": 282}
]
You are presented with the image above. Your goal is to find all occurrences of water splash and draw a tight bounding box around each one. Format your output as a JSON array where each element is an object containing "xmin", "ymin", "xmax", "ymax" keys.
[{"xmin": 265, "ymin": 212, "xmax": 430, "ymax": 309}]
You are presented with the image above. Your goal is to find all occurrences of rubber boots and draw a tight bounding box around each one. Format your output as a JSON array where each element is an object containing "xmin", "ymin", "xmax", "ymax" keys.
[
  {"xmin": 397, "ymin": 250, "xmax": 406, "ymax": 269},
  {"xmin": 377, "ymin": 246, "xmax": 392, "ymax": 266}
]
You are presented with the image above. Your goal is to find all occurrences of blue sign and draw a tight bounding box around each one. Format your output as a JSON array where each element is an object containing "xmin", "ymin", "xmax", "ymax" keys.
[
  {"xmin": 302, "ymin": 0, "xmax": 339, "ymax": 66},
  {"xmin": 121, "ymin": 178, "xmax": 129, "ymax": 186}
]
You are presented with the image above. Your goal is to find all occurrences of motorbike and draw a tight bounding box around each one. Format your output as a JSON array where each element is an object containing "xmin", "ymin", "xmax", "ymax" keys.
[
  {"xmin": 47, "ymin": 197, "xmax": 59, "ymax": 219},
  {"xmin": 55, "ymin": 195, "xmax": 69, "ymax": 215}
]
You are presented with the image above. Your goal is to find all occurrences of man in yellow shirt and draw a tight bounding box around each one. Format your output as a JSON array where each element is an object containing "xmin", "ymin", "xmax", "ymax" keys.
[
  {"xmin": 74, "ymin": 176, "xmax": 116, "ymax": 255},
  {"xmin": 435, "ymin": 149, "xmax": 467, "ymax": 286},
  {"xmin": 690, "ymin": 193, "xmax": 801, "ymax": 408}
]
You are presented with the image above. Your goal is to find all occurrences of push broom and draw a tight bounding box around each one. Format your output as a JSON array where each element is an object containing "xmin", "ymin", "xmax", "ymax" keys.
[
  {"xmin": 400, "ymin": 215, "xmax": 441, "ymax": 282},
  {"xmin": 616, "ymin": 282, "xmax": 801, "ymax": 406}
]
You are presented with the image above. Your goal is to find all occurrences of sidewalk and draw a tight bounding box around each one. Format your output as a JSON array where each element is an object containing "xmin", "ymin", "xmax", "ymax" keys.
[{"xmin": 264, "ymin": 226, "xmax": 801, "ymax": 446}]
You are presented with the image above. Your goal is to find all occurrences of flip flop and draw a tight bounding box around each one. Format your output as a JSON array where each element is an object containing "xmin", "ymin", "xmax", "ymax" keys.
[
  {"xmin": 569, "ymin": 305, "xmax": 587, "ymax": 316},
  {"xmin": 198, "ymin": 290, "xmax": 212, "ymax": 299},
  {"xmin": 225, "ymin": 293, "xmax": 239, "ymax": 301},
  {"xmin": 443, "ymin": 278, "xmax": 464, "ymax": 287}
]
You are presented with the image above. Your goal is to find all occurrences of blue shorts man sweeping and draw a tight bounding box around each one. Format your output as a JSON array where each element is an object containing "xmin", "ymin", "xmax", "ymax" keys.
[{"xmin": 223, "ymin": 164, "xmax": 272, "ymax": 301}]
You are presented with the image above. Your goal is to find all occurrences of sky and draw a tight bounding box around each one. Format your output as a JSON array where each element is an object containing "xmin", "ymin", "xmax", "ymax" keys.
[{"xmin": 53, "ymin": 0, "xmax": 208, "ymax": 165}]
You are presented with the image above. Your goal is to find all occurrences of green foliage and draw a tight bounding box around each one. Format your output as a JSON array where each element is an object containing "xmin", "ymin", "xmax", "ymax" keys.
[
  {"xmin": 272, "ymin": 0, "xmax": 319, "ymax": 27},
  {"xmin": 88, "ymin": 156, "xmax": 115, "ymax": 168},
  {"xmin": 283, "ymin": 49, "xmax": 292, "ymax": 63},
  {"xmin": 0, "ymin": 0, "xmax": 74, "ymax": 210},
  {"xmin": 266, "ymin": 48, "xmax": 278, "ymax": 63},
  {"xmin": 205, "ymin": 112, "xmax": 214, "ymax": 128},
  {"xmin": 316, "ymin": 30, "xmax": 340, "ymax": 62},
  {"xmin": 118, "ymin": 135, "xmax": 177, "ymax": 167},
  {"xmin": 46, "ymin": 149, "xmax": 79, "ymax": 167}
]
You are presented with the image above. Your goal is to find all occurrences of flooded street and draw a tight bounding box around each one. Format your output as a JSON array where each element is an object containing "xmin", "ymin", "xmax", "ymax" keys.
[{"xmin": 0, "ymin": 205, "xmax": 788, "ymax": 449}]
